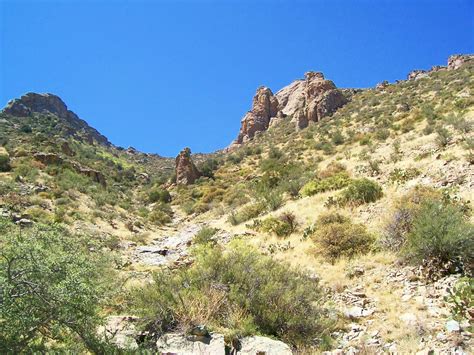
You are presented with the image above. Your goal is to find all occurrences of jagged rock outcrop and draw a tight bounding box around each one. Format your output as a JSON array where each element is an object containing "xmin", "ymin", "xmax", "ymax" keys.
[
  {"xmin": 276, "ymin": 71, "xmax": 348, "ymax": 130},
  {"xmin": 175, "ymin": 147, "xmax": 201, "ymax": 185},
  {"xmin": 235, "ymin": 87, "xmax": 279, "ymax": 144},
  {"xmin": 408, "ymin": 54, "xmax": 473, "ymax": 81},
  {"xmin": 2, "ymin": 93, "xmax": 110, "ymax": 146},
  {"xmin": 231, "ymin": 72, "xmax": 348, "ymax": 146},
  {"xmin": 33, "ymin": 152, "xmax": 106, "ymax": 187},
  {"xmin": 448, "ymin": 54, "xmax": 473, "ymax": 70}
]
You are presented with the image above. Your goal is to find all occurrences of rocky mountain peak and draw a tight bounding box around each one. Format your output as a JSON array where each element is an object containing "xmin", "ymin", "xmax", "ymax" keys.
[
  {"xmin": 231, "ymin": 71, "xmax": 348, "ymax": 147},
  {"xmin": 2, "ymin": 92, "xmax": 110, "ymax": 146},
  {"xmin": 4, "ymin": 93, "xmax": 69, "ymax": 118},
  {"xmin": 175, "ymin": 147, "xmax": 201, "ymax": 185},
  {"xmin": 234, "ymin": 86, "xmax": 279, "ymax": 145}
]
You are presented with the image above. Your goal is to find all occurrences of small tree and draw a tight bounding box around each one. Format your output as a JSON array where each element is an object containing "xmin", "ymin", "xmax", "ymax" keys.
[{"xmin": 0, "ymin": 219, "xmax": 115, "ymax": 353}]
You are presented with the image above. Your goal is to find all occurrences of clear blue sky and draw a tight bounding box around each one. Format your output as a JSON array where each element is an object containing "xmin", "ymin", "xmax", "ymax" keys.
[{"xmin": 1, "ymin": 0, "xmax": 473, "ymax": 157}]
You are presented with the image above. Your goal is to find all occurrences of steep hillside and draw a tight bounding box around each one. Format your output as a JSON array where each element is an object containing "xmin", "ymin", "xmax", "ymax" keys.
[{"xmin": 1, "ymin": 55, "xmax": 473, "ymax": 353}]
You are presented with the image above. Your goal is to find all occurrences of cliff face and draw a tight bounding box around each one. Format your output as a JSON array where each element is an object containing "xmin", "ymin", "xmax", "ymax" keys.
[
  {"xmin": 232, "ymin": 71, "xmax": 348, "ymax": 146},
  {"xmin": 276, "ymin": 71, "xmax": 348, "ymax": 130},
  {"xmin": 235, "ymin": 87, "xmax": 279, "ymax": 144},
  {"xmin": 2, "ymin": 92, "xmax": 110, "ymax": 146}
]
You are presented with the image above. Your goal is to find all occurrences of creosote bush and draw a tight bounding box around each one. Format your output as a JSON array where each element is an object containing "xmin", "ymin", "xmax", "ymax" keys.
[
  {"xmin": 257, "ymin": 212, "xmax": 297, "ymax": 237},
  {"xmin": 131, "ymin": 241, "xmax": 334, "ymax": 348},
  {"xmin": 300, "ymin": 172, "xmax": 351, "ymax": 197},
  {"xmin": 383, "ymin": 187, "xmax": 473, "ymax": 277},
  {"xmin": 336, "ymin": 178, "xmax": 383, "ymax": 206},
  {"xmin": 312, "ymin": 212, "xmax": 374, "ymax": 262},
  {"xmin": 228, "ymin": 202, "xmax": 265, "ymax": 225},
  {"xmin": 403, "ymin": 199, "xmax": 473, "ymax": 276},
  {"xmin": 194, "ymin": 226, "xmax": 218, "ymax": 245}
]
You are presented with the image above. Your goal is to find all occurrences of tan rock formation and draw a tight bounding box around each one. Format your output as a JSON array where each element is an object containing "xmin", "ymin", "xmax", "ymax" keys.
[
  {"xmin": 276, "ymin": 71, "xmax": 348, "ymax": 130},
  {"xmin": 235, "ymin": 87, "xmax": 279, "ymax": 144},
  {"xmin": 175, "ymin": 147, "xmax": 201, "ymax": 185}
]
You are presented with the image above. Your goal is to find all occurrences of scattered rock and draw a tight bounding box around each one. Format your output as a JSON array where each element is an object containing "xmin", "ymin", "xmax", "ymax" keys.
[
  {"xmin": 16, "ymin": 218, "xmax": 33, "ymax": 227},
  {"xmin": 236, "ymin": 335, "xmax": 292, "ymax": 355},
  {"xmin": 175, "ymin": 147, "xmax": 201, "ymax": 185}
]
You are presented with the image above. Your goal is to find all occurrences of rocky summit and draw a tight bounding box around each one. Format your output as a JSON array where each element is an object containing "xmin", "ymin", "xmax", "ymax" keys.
[
  {"xmin": 232, "ymin": 71, "xmax": 349, "ymax": 147},
  {"xmin": 4, "ymin": 92, "xmax": 110, "ymax": 145}
]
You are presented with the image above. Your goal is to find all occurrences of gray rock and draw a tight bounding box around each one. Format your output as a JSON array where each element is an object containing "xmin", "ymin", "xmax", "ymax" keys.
[
  {"xmin": 237, "ymin": 335, "xmax": 292, "ymax": 355},
  {"xmin": 345, "ymin": 306, "xmax": 374, "ymax": 319},
  {"xmin": 155, "ymin": 332, "xmax": 225, "ymax": 355},
  {"xmin": 446, "ymin": 319, "xmax": 460, "ymax": 333}
]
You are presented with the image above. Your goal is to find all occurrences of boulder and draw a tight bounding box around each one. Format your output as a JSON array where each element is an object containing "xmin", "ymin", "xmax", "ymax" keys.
[
  {"xmin": 100, "ymin": 315, "xmax": 139, "ymax": 350},
  {"xmin": 236, "ymin": 336, "xmax": 292, "ymax": 355},
  {"xmin": 175, "ymin": 147, "xmax": 201, "ymax": 185},
  {"xmin": 34, "ymin": 152, "xmax": 64, "ymax": 165},
  {"xmin": 155, "ymin": 332, "xmax": 225, "ymax": 354},
  {"xmin": 235, "ymin": 86, "xmax": 279, "ymax": 144}
]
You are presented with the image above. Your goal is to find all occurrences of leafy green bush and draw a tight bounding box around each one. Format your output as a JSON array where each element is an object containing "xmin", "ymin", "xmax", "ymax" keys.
[
  {"xmin": 436, "ymin": 127, "xmax": 452, "ymax": 148},
  {"xmin": 148, "ymin": 187, "xmax": 171, "ymax": 203},
  {"xmin": 389, "ymin": 167, "xmax": 421, "ymax": 184},
  {"xmin": 403, "ymin": 199, "xmax": 473, "ymax": 275},
  {"xmin": 300, "ymin": 172, "xmax": 351, "ymax": 197},
  {"xmin": 194, "ymin": 226, "xmax": 218, "ymax": 245},
  {"xmin": 0, "ymin": 148, "xmax": 10, "ymax": 172},
  {"xmin": 131, "ymin": 241, "xmax": 333, "ymax": 347},
  {"xmin": 258, "ymin": 212, "xmax": 297, "ymax": 237},
  {"xmin": 0, "ymin": 219, "xmax": 115, "ymax": 353},
  {"xmin": 148, "ymin": 203, "xmax": 173, "ymax": 225},
  {"xmin": 228, "ymin": 202, "xmax": 264, "ymax": 225},
  {"xmin": 337, "ymin": 178, "xmax": 383, "ymax": 206},
  {"xmin": 312, "ymin": 212, "xmax": 374, "ymax": 262},
  {"xmin": 445, "ymin": 277, "xmax": 474, "ymax": 321}
]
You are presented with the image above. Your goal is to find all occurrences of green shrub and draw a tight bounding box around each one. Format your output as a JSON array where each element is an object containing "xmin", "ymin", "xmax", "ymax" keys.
[
  {"xmin": 389, "ymin": 167, "xmax": 421, "ymax": 184},
  {"xmin": 300, "ymin": 172, "xmax": 351, "ymax": 197},
  {"xmin": 148, "ymin": 187, "xmax": 171, "ymax": 203},
  {"xmin": 131, "ymin": 241, "xmax": 333, "ymax": 347},
  {"xmin": 444, "ymin": 277, "xmax": 474, "ymax": 321},
  {"xmin": 194, "ymin": 226, "xmax": 218, "ymax": 245},
  {"xmin": 435, "ymin": 127, "xmax": 452, "ymax": 148},
  {"xmin": 337, "ymin": 178, "xmax": 383, "ymax": 206},
  {"xmin": 313, "ymin": 212, "xmax": 374, "ymax": 262},
  {"xmin": 403, "ymin": 199, "xmax": 473, "ymax": 275},
  {"xmin": 0, "ymin": 219, "xmax": 116, "ymax": 353},
  {"xmin": 148, "ymin": 203, "xmax": 173, "ymax": 225},
  {"xmin": 0, "ymin": 148, "xmax": 10, "ymax": 172},
  {"xmin": 228, "ymin": 202, "xmax": 265, "ymax": 225},
  {"xmin": 258, "ymin": 212, "xmax": 297, "ymax": 237}
]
